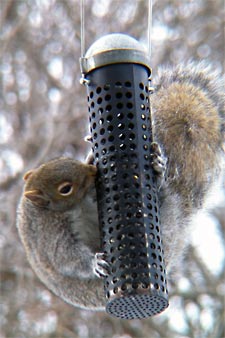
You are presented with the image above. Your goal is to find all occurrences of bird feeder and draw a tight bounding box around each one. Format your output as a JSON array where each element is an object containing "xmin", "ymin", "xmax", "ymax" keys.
[{"xmin": 80, "ymin": 33, "xmax": 168, "ymax": 319}]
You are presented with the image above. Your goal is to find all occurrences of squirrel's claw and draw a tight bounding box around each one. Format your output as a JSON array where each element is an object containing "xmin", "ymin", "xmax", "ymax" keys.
[
  {"xmin": 150, "ymin": 142, "xmax": 166, "ymax": 175},
  {"xmin": 93, "ymin": 253, "xmax": 110, "ymax": 278},
  {"xmin": 150, "ymin": 142, "xmax": 166, "ymax": 188}
]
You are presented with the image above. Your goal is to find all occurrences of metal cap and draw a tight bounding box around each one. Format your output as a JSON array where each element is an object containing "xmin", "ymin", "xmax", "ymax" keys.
[{"xmin": 80, "ymin": 33, "xmax": 151, "ymax": 75}]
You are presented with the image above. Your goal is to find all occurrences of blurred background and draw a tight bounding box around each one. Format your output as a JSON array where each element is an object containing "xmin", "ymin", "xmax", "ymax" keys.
[{"xmin": 0, "ymin": 0, "xmax": 224, "ymax": 337}]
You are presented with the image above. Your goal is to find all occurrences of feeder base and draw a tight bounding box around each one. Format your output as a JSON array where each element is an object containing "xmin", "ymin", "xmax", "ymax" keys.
[{"xmin": 106, "ymin": 293, "xmax": 169, "ymax": 320}]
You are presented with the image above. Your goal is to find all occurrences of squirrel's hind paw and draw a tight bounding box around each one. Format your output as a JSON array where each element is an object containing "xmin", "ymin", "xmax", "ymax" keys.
[
  {"xmin": 93, "ymin": 253, "xmax": 110, "ymax": 278},
  {"xmin": 150, "ymin": 142, "xmax": 166, "ymax": 186}
]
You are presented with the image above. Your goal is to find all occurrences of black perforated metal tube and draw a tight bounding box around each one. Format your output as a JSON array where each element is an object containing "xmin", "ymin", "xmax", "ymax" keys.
[{"xmin": 81, "ymin": 34, "xmax": 168, "ymax": 319}]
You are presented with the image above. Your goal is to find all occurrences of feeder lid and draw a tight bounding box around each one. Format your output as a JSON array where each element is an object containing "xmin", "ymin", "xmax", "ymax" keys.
[{"xmin": 80, "ymin": 33, "xmax": 151, "ymax": 75}]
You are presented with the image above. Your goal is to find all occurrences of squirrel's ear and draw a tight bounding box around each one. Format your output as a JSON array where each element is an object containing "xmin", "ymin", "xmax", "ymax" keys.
[
  {"xmin": 23, "ymin": 170, "xmax": 34, "ymax": 181},
  {"xmin": 88, "ymin": 164, "xmax": 97, "ymax": 175},
  {"xmin": 24, "ymin": 190, "xmax": 49, "ymax": 207},
  {"xmin": 85, "ymin": 151, "xmax": 94, "ymax": 165}
]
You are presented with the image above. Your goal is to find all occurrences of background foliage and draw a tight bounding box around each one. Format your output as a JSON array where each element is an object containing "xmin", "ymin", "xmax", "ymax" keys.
[{"xmin": 0, "ymin": 0, "xmax": 224, "ymax": 337}]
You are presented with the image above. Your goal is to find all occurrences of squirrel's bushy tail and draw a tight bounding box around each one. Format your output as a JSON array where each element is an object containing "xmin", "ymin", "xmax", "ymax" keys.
[{"xmin": 152, "ymin": 63, "xmax": 224, "ymax": 206}]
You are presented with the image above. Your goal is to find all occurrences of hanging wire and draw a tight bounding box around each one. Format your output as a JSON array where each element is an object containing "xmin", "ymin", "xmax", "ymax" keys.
[
  {"xmin": 80, "ymin": 0, "xmax": 90, "ymax": 84},
  {"xmin": 80, "ymin": 0, "xmax": 85, "ymax": 58},
  {"xmin": 80, "ymin": 0, "xmax": 152, "ymax": 61},
  {"xmin": 147, "ymin": 0, "xmax": 153, "ymax": 61}
]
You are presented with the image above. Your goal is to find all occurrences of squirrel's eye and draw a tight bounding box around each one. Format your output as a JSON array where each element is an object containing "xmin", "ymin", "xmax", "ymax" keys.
[{"xmin": 58, "ymin": 182, "xmax": 73, "ymax": 196}]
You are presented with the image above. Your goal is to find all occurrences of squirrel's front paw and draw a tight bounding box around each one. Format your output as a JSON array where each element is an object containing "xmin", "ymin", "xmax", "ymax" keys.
[
  {"xmin": 93, "ymin": 253, "xmax": 110, "ymax": 278},
  {"xmin": 150, "ymin": 142, "xmax": 166, "ymax": 185}
]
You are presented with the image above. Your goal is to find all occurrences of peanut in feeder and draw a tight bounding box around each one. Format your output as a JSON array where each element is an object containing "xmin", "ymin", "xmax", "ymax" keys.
[{"xmin": 80, "ymin": 33, "xmax": 169, "ymax": 320}]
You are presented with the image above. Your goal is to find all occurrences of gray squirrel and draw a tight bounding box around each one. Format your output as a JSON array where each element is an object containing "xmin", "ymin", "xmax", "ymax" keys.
[{"xmin": 17, "ymin": 63, "xmax": 224, "ymax": 310}]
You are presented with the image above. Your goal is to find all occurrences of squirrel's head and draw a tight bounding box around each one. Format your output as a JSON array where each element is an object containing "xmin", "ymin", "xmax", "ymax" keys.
[{"xmin": 23, "ymin": 158, "xmax": 97, "ymax": 211}]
